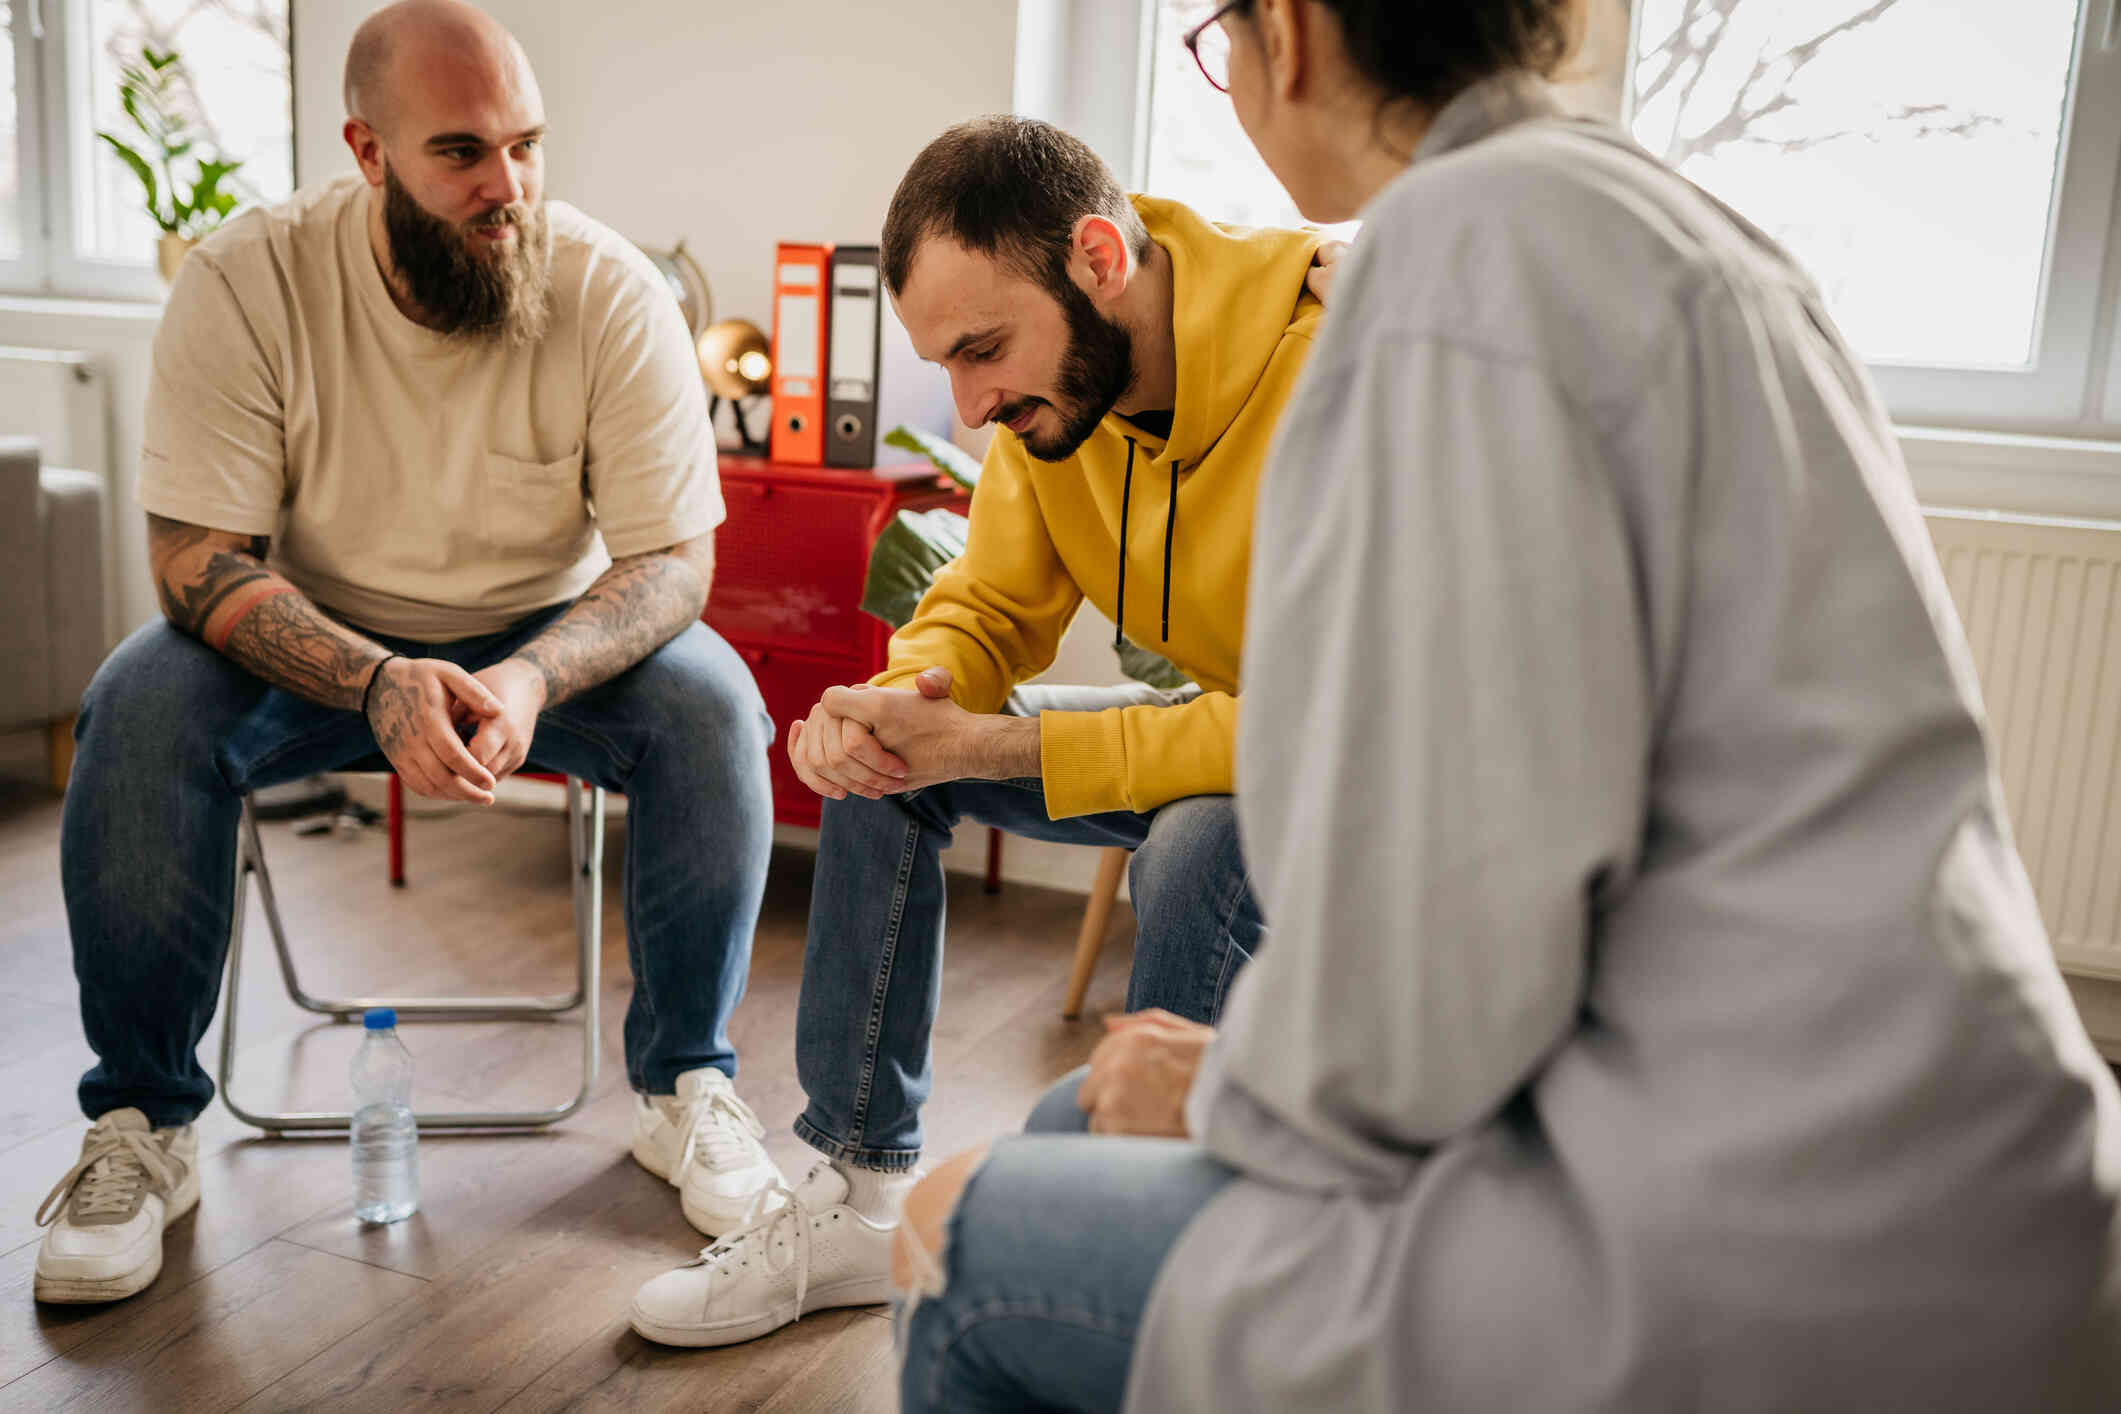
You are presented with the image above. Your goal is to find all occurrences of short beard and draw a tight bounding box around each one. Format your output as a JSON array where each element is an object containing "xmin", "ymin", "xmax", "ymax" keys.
[
  {"xmin": 1000, "ymin": 273, "xmax": 1135, "ymax": 463},
  {"xmin": 382, "ymin": 166, "xmax": 552, "ymax": 345}
]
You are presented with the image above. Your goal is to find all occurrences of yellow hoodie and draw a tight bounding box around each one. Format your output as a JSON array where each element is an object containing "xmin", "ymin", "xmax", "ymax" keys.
[{"xmin": 874, "ymin": 195, "xmax": 1323, "ymax": 818}]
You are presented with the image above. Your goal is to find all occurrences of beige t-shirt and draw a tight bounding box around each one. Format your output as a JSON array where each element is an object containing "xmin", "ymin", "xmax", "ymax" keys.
[{"xmin": 139, "ymin": 174, "xmax": 722, "ymax": 641}]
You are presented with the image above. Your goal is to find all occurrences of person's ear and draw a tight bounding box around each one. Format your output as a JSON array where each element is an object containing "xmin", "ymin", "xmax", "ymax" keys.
[
  {"xmin": 343, "ymin": 118, "xmax": 386, "ymax": 186},
  {"xmin": 1068, "ymin": 214, "xmax": 1135, "ymax": 304},
  {"xmin": 1251, "ymin": 0, "xmax": 1309, "ymax": 102}
]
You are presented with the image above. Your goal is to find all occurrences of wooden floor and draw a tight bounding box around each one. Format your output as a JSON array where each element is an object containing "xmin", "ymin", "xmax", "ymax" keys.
[{"xmin": 0, "ymin": 769, "xmax": 1133, "ymax": 1413}]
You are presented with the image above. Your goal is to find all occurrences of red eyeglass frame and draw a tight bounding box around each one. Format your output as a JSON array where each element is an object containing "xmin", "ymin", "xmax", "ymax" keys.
[{"xmin": 1182, "ymin": 0, "xmax": 1244, "ymax": 93}]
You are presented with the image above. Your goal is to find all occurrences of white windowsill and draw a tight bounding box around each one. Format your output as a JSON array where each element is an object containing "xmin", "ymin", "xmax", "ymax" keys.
[
  {"xmin": 0, "ymin": 291, "xmax": 165, "ymax": 323},
  {"xmin": 1900, "ymin": 425, "xmax": 2121, "ymax": 524}
]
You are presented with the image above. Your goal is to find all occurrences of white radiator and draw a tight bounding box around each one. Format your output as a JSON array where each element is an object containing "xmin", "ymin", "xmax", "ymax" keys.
[{"xmin": 1926, "ymin": 509, "xmax": 2121, "ymax": 983}]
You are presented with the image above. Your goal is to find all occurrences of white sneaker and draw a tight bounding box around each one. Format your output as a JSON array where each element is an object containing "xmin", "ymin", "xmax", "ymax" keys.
[
  {"xmin": 629, "ymin": 1161, "xmax": 897, "ymax": 1347},
  {"xmin": 33, "ymin": 1109, "xmax": 199, "ymax": 1304},
  {"xmin": 631, "ymin": 1067, "xmax": 785, "ymax": 1236}
]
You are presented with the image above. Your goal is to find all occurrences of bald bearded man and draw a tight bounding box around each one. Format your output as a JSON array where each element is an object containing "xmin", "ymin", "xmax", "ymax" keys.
[{"xmin": 34, "ymin": 0, "xmax": 781, "ymax": 1305}]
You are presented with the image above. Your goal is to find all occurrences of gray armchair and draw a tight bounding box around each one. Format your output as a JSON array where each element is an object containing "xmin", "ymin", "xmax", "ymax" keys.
[{"xmin": 0, "ymin": 436, "xmax": 107, "ymax": 789}]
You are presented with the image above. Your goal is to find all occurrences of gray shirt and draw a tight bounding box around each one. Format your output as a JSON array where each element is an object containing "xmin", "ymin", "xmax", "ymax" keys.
[{"xmin": 1127, "ymin": 78, "xmax": 2121, "ymax": 1413}]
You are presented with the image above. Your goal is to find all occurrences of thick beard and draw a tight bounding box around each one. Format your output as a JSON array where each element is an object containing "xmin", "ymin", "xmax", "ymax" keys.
[
  {"xmin": 382, "ymin": 165, "xmax": 552, "ymax": 345},
  {"xmin": 1007, "ymin": 275, "xmax": 1136, "ymax": 463}
]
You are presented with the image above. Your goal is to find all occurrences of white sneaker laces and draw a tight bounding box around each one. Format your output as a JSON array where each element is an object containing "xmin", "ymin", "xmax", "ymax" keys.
[
  {"xmin": 674, "ymin": 1085, "xmax": 768, "ymax": 1175},
  {"xmin": 682, "ymin": 1164, "xmax": 822, "ymax": 1314},
  {"xmin": 35, "ymin": 1123, "xmax": 177, "ymax": 1228}
]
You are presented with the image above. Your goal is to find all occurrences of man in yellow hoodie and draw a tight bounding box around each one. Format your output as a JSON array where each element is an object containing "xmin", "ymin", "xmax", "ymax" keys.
[{"xmin": 627, "ymin": 115, "xmax": 1322, "ymax": 1349}]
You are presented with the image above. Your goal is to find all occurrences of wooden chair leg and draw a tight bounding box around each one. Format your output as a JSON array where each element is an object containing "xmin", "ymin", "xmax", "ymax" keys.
[
  {"xmin": 1064, "ymin": 846, "xmax": 1130, "ymax": 1019},
  {"xmin": 985, "ymin": 827, "xmax": 1003, "ymax": 894},
  {"xmin": 47, "ymin": 716, "xmax": 76, "ymax": 793}
]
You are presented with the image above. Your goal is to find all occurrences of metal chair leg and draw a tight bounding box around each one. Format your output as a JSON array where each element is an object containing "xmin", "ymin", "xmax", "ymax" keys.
[{"xmin": 217, "ymin": 783, "xmax": 604, "ymax": 1132}]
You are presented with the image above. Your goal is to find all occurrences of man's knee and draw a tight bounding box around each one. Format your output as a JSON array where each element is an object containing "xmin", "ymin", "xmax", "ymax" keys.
[
  {"xmin": 819, "ymin": 777, "xmax": 962, "ymax": 840},
  {"xmin": 1024, "ymin": 1068, "xmax": 1090, "ymax": 1135},
  {"xmin": 1129, "ymin": 796, "xmax": 1243, "ymax": 914},
  {"xmin": 78, "ymin": 620, "xmax": 246, "ymax": 745},
  {"xmin": 623, "ymin": 623, "xmax": 772, "ymax": 755},
  {"xmin": 892, "ymin": 1143, "xmax": 989, "ymax": 1294}
]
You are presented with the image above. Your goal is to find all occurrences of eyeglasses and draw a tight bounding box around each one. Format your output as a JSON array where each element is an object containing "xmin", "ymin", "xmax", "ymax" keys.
[{"xmin": 1182, "ymin": 1, "xmax": 1241, "ymax": 94}]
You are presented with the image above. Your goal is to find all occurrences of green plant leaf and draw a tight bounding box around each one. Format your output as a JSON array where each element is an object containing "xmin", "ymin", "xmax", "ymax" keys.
[
  {"xmin": 192, "ymin": 157, "xmax": 238, "ymax": 199},
  {"xmin": 97, "ymin": 131, "xmax": 169, "ymax": 231},
  {"xmin": 1115, "ymin": 636, "xmax": 1192, "ymax": 690},
  {"xmin": 883, "ymin": 424, "xmax": 981, "ymax": 491},
  {"xmin": 102, "ymin": 45, "xmax": 251, "ymax": 242},
  {"xmin": 862, "ymin": 508, "xmax": 969, "ymax": 629}
]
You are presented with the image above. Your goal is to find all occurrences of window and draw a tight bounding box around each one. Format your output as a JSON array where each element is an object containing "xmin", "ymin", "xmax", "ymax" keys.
[
  {"xmin": 1626, "ymin": 0, "xmax": 2121, "ymax": 431},
  {"xmin": 1087, "ymin": 0, "xmax": 2121, "ymax": 441},
  {"xmin": 1139, "ymin": 0, "xmax": 1357, "ymax": 237},
  {"xmin": 0, "ymin": 0, "xmax": 293, "ymax": 301}
]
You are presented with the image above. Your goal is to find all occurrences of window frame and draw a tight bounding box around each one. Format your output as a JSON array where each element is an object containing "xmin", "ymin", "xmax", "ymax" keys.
[
  {"xmin": 1620, "ymin": 0, "xmax": 2121, "ymax": 435},
  {"xmin": 0, "ymin": 1, "xmax": 51, "ymax": 292},
  {"xmin": 2, "ymin": 0, "xmax": 294, "ymax": 303},
  {"xmin": 44, "ymin": 0, "xmax": 159, "ymax": 301}
]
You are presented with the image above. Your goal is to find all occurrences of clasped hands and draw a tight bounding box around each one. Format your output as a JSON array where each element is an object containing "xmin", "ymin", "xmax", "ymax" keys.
[
  {"xmin": 788, "ymin": 666, "xmax": 1021, "ymax": 800},
  {"xmin": 364, "ymin": 654, "xmax": 547, "ymax": 805}
]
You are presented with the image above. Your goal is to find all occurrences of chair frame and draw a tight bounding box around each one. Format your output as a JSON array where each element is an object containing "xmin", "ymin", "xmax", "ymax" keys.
[
  {"xmin": 1063, "ymin": 845, "xmax": 1132, "ymax": 1019},
  {"xmin": 216, "ymin": 778, "xmax": 605, "ymax": 1132}
]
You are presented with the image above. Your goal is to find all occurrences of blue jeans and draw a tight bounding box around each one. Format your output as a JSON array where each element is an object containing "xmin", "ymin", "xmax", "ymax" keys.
[
  {"xmin": 793, "ymin": 683, "xmax": 1264, "ymax": 1172},
  {"xmin": 895, "ymin": 1069, "xmax": 1232, "ymax": 1413},
  {"xmin": 60, "ymin": 605, "xmax": 775, "ymax": 1126}
]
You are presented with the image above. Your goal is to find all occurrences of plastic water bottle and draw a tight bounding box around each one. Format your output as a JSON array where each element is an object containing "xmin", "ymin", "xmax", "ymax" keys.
[{"xmin": 351, "ymin": 1008, "xmax": 419, "ymax": 1223}]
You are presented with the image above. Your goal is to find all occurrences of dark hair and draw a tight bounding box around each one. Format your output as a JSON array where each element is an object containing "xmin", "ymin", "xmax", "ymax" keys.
[
  {"xmin": 881, "ymin": 115, "xmax": 1153, "ymax": 299},
  {"xmin": 1237, "ymin": 0, "xmax": 1575, "ymax": 113}
]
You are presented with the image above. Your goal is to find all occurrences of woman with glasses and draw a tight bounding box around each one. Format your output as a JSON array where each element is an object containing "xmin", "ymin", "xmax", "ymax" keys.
[{"xmin": 890, "ymin": 2, "xmax": 2121, "ymax": 1410}]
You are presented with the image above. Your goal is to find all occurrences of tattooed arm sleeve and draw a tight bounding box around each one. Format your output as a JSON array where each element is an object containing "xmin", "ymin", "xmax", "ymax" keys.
[
  {"xmin": 147, "ymin": 512, "xmax": 389, "ymax": 710},
  {"xmin": 509, "ymin": 534, "xmax": 713, "ymax": 707}
]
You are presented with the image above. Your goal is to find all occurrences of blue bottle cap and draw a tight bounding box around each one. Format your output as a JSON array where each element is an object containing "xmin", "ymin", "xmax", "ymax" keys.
[{"xmin": 362, "ymin": 1008, "xmax": 397, "ymax": 1030}]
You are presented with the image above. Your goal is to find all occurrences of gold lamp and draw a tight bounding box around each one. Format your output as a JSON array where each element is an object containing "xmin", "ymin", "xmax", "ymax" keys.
[{"xmin": 699, "ymin": 317, "xmax": 773, "ymax": 456}]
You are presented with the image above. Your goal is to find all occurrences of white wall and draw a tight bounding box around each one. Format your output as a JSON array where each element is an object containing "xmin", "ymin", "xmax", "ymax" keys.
[{"xmin": 294, "ymin": 0, "xmax": 1021, "ymax": 337}]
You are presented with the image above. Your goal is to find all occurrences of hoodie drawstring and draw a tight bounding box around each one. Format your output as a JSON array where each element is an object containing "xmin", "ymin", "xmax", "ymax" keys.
[
  {"xmin": 1114, "ymin": 437, "xmax": 1184, "ymax": 650},
  {"xmin": 1115, "ymin": 438, "xmax": 1136, "ymax": 652},
  {"xmin": 1162, "ymin": 461, "xmax": 1179, "ymax": 644}
]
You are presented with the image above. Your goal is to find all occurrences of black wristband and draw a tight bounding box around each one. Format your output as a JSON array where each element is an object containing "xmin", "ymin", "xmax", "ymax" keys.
[{"xmin": 361, "ymin": 654, "xmax": 401, "ymax": 718}]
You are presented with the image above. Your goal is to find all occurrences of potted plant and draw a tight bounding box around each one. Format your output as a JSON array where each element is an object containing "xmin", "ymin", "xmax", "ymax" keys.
[
  {"xmin": 863, "ymin": 424, "xmax": 1189, "ymax": 689},
  {"xmin": 96, "ymin": 46, "xmax": 245, "ymax": 282}
]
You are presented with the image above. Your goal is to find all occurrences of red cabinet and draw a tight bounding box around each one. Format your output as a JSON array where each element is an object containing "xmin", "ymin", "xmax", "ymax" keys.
[{"xmin": 706, "ymin": 454, "xmax": 968, "ymax": 827}]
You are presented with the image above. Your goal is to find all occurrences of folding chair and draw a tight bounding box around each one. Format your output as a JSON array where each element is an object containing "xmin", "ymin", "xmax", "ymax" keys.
[{"xmin": 216, "ymin": 775, "xmax": 605, "ymax": 1131}]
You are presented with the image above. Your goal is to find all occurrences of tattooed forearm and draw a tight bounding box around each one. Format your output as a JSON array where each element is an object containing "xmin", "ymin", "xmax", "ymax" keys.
[
  {"xmin": 512, "ymin": 539, "xmax": 711, "ymax": 707},
  {"xmin": 146, "ymin": 511, "xmax": 386, "ymax": 710},
  {"xmin": 219, "ymin": 590, "xmax": 389, "ymax": 710}
]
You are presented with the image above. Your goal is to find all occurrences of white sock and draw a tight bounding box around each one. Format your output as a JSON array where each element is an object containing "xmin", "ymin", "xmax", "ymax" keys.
[{"xmin": 837, "ymin": 1161, "xmax": 918, "ymax": 1224}]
